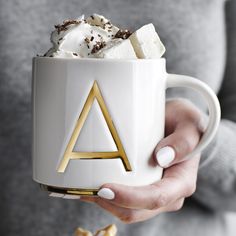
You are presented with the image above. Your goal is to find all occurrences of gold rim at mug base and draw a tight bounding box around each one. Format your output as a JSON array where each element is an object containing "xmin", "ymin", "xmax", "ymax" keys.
[{"xmin": 40, "ymin": 184, "xmax": 99, "ymax": 196}]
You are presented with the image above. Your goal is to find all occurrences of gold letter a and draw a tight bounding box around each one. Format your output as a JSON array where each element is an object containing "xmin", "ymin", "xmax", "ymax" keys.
[{"xmin": 57, "ymin": 81, "xmax": 132, "ymax": 173}]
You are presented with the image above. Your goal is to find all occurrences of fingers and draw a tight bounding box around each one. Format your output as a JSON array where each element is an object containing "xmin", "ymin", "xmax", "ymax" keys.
[
  {"xmin": 87, "ymin": 197, "xmax": 149, "ymax": 224},
  {"xmin": 154, "ymin": 99, "xmax": 204, "ymax": 168},
  {"xmin": 79, "ymin": 156, "xmax": 199, "ymax": 223},
  {"xmin": 162, "ymin": 155, "xmax": 200, "ymax": 197},
  {"xmin": 154, "ymin": 122, "xmax": 201, "ymax": 167},
  {"xmin": 84, "ymin": 156, "xmax": 199, "ymax": 211},
  {"xmin": 90, "ymin": 167, "xmax": 195, "ymax": 211},
  {"xmin": 80, "ymin": 196, "xmax": 185, "ymax": 224},
  {"xmin": 165, "ymin": 99, "xmax": 203, "ymax": 132}
]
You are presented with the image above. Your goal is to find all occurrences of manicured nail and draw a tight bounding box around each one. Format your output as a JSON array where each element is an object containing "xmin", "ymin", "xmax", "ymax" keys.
[
  {"xmin": 63, "ymin": 194, "xmax": 80, "ymax": 200},
  {"xmin": 155, "ymin": 146, "xmax": 175, "ymax": 168},
  {"xmin": 97, "ymin": 188, "xmax": 115, "ymax": 200}
]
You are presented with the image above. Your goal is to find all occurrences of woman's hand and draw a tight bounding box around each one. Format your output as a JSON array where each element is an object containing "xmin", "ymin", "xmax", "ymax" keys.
[{"xmin": 80, "ymin": 99, "xmax": 205, "ymax": 223}]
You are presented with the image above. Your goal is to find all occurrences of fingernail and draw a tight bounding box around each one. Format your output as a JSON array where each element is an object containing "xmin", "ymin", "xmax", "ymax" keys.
[
  {"xmin": 155, "ymin": 146, "xmax": 175, "ymax": 168},
  {"xmin": 97, "ymin": 188, "xmax": 115, "ymax": 200}
]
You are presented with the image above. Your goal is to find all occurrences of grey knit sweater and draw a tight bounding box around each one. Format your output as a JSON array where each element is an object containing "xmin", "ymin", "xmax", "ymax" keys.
[{"xmin": 0, "ymin": 0, "xmax": 236, "ymax": 235}]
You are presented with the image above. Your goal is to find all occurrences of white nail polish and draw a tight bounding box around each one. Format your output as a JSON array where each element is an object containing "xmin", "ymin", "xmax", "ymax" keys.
[
  {"xmin": 155, "ymin": 146, "xmax": 175, "ymax": 168},
  {"xmin": 63, "ymin": 194, "xmax": 80, "ymax": 200},
  {"xmin": 97, "ymin": 188, "xmax": 115, "ymax": 200}
]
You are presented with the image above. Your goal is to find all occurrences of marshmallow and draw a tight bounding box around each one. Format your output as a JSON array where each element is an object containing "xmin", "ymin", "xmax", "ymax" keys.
[
  {"xmin": 95, "ymin": 39, "xmax": 137, "ymax": 59},
  {"xmin": 129, "ymin": 23, "xmax": 165, "ymax": 59}
]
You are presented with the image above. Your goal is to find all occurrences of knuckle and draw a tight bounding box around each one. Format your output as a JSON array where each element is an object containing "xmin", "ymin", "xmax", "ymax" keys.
[
  {"xmin": 183, "ymin": 137, "xmax": 195, "ymax": 154},
  {"xmin": 175, "ymin": 135, "xmax": 195, "ymax": 157},
  {"xmin": 149, "ymin": 192, "xmax": 168, "ymax": 210},
  {"xmin": 185, "ymin": 180, "xmax": 197, "ymax": 196},
  {"xmin": 171, "ymin": 199, "xmax": 185, "ymax": 212},
  {"xmin": 119, "ymin": 211, "xmax": 137, "ymax": 224},
  {"xmin": 185, "ymin": 109, "xmax": 201, "ymax": 124}
]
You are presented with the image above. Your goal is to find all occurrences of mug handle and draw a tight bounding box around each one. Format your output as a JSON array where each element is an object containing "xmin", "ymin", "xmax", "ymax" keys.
[{"xmin": 166, "ymin": 74, "xmax": 221, "ymax": 159}]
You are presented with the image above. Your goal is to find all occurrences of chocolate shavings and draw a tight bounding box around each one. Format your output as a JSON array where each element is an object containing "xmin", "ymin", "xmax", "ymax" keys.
[
  {"xmin": 84, "ymin": 37, "xmax": 90, "ymax": 44},
  {"xmin": 91, "ymin": 41, "xmax": 106, "ymax": 54},
  {"xmin": 114, "ymin": 29, "xmax": 132, "ymax": 39},
  {"xmin": 55, "ymin": 19, "xmax": 81, "ymax": 34}
]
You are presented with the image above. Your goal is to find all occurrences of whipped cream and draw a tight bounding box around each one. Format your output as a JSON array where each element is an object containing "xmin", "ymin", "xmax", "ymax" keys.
[{"xmin": 43, "ymin": 14, "xmax": 165, "ymax": 59}]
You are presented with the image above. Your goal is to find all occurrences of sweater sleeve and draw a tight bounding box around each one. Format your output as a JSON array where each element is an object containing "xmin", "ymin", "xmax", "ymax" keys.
[
  {"xmin": 193, "ymin": 119, "xmax": 236, "ymax": 212},
  {"xmin": 192, "ymin": 0, "xmax": 236, "ymax": 212}
]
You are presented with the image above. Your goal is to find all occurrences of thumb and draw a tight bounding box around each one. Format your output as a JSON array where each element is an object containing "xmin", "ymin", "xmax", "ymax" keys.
[{"xmin": 153, "ymin": 122, "xmax": 201, "ymax": 168}]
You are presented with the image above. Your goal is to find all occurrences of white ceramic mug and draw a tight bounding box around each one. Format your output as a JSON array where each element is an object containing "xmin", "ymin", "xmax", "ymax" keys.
[{"xmin": 32, "ymin": 57, "xmax": 220, "ymax": 197}]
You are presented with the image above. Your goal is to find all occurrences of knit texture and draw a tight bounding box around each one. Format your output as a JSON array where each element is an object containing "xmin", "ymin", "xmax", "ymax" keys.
[{"xmin": 0, "ymin": 0, "xmax": 235, "ymax": 235}]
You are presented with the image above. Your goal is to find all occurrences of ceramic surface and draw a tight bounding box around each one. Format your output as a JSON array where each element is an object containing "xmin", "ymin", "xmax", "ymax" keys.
[{"xmin": 32, "ymin": 58, "xmax": 220, "ymax": 189}]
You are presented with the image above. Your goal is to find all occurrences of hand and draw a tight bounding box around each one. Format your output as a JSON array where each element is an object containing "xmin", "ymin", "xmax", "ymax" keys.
[{"xmin": 80, "ymin": 99, "xmax": 205, "ymax": 223}]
